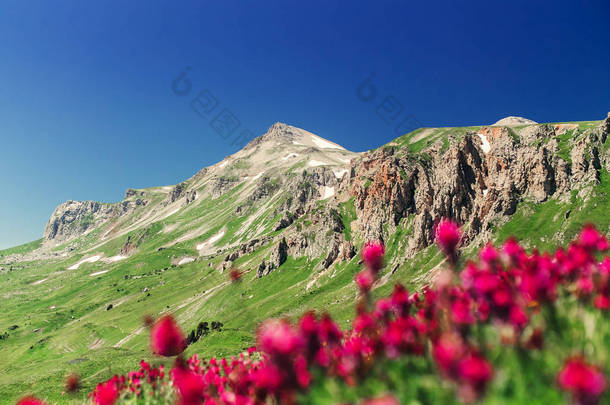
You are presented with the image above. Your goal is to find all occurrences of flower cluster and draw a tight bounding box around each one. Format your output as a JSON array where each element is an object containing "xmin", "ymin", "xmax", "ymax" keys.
[{"xmin": 19, "ymin": 223, "xmax": 608, "ymax": 405}]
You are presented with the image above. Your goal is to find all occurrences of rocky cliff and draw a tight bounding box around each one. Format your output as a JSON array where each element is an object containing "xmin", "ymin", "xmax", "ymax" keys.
[{"xmin": 39, "ymin": 114, "xmax": 609, "ymax": 273}]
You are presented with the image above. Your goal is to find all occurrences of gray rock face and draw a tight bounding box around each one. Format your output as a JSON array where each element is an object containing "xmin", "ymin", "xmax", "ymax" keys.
[
  {"xmin": 348, "ymin": 120, "xmax": 607, "ymax": 256},
  {"xmin": 43, "ymin": 200, "xmax": 102, "ymax": 243},
  {"xmin": 38, "ymin": 115, "xmax": 609, "ymax": 277},
  {"xmin": 43, "ymin": 198, "xmax": 147, "ymax": 246},
  {"xmin": 257, "ymin": 237, "xmax": 288, "ymax": 277}
]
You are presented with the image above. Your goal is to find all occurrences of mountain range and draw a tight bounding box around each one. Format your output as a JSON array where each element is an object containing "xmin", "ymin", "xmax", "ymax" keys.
[{"xmin": 0, "ymin": 113, "xmax": 609, "ymax": 402}]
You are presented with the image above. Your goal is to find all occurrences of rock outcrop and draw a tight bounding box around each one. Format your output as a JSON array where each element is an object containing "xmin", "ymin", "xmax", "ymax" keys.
[
  {"xmin": 43, "ymin": 198, "xmax": 147, "ymax": 245},
  {"xmin": 38, "ymin": 115, "xmax": 609, "ymax": 275},
  {"xmin": 347, "ymin": 117, "xmax": 608, "ymax": 257}
]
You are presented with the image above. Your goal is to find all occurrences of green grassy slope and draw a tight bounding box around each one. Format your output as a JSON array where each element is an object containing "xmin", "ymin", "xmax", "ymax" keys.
[
  {"xmin": 0, "ymin": 118, "xmax": 607, "ymax": 402},
  {"xmin": 0, "ymin": 239, "xmax": 42, "ymax": 257}
]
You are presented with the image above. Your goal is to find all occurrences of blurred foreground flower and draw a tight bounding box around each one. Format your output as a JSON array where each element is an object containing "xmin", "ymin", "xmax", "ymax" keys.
[
  {"xmin": 558, "ymin": 357, "xmax": 607, "ymax": 405},
  {"xmin": 16, "ymin": 397, "xmax": 46, "ymax": 405},
  {"xmin": 435, "ymin": 219, "xmax": 461, "ymax": 259},
  {"xmin": 150, "ymin": 315, "xmax": 187, "ymax": 357},
  {"xmin": 91, "ymin": 379, "xmax": 119, "ymax": 405},
  {"xmin": 64, "ymin": 373, "xmax": 80, "ymax": 393}
]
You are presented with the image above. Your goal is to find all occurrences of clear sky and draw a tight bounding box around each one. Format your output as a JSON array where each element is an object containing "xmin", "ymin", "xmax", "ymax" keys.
[{"xmin": 0, "ymin": 0, "xmax": 609, "ymax": 249}]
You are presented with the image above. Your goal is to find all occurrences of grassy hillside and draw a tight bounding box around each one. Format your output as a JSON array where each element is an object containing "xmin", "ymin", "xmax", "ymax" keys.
[
  {"xmin": 0, "ymin": 239, "xmax": 42, "ymax": 257},
  {"xmin": 0, "ymin": 119, "xmax": 608, "ymax": 403}
]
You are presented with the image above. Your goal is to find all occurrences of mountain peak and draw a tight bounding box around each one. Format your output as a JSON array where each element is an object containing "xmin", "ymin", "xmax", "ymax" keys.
[
  {"xmin": 244, "ymin": 122, "xmax": 347, "ymax": 151},
  {"xmin": 492, "ymin": 116, "xmax": 538, "ymax": 126}
]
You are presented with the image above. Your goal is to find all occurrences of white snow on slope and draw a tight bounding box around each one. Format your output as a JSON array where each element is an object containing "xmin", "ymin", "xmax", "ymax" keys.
[
  {"xmin": 310, "ymin": 135, "xmax": 345, "ymax": 150},
  {"xmin": 164, "ymin": 207, "xmax": 180, "ymax": 218},
  {"xmin": 90, "ymin": 270, "xmax": 109, "ymax": 277},
  {"xmin": 320, "ymin": 186, "xmax": 335, "ymax": 200},
  {"xmin": 178, "ymin": 257, "xmax": 195, "ymax": 265},
  {"xmin": 196, "ymin": 229, "xmax": 225, "ymax": 251},
  {"xmin": 31, "ymin": 278, "xmax": 48, "ymax": 285},
  {"xmin": 68, "ymin": 255, "xmax": 101, "ymax": 270},
  {"xmin": 477, "ymin": 133, "xmax": 491, "ymax": 154},
  {"xmin": 105, "ymin": 255, "xmax": 127, "ymax": 263},
  {"xmin": 307, "ymin": 160, "xmax": 328, "ymax": 167}
]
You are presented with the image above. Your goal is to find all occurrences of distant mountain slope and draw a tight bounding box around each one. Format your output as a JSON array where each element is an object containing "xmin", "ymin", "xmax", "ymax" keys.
[{"xmin": 0, "ymin": 113, "xmax": 608, "ymax": 402}]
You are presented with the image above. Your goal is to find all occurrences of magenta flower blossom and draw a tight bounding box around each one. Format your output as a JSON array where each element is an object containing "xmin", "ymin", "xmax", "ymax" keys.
[
  {"xmin": 257, "ymin": 319, "xmax": 303, "ymax": 356},
  {"xmin": 83, "ymin": 225, "xmax": 610, "ymax": 405},
  {"xmin": 150, "ymin": 315, "xmax": 187, "ymax": 357},
  {"xmin": 171, "ymin": 365, "xmax": 206, "ymax": 405},
  {"xmin": 362, "ymin": 241, "xmax": 385, "ymax": 272},
  {"xmin": 91, "ymin": 379, "xmax": 119, "ymax": 405},
  {"xmin": 435, "ymin": 219, "xmax": 461, "ymax": 257},
  {"xmin": 578, "ymin": 224, "xmax": 609, "ymax": 252},
  {"xmin": 355, "ymin": 270, "xmax": 375, "ymax": 293},
  {"xmin": 16, "ymin": 397, "xmax": 46, "ymax": 405},
  {"xmin": 558, "ymin": 357, "xmax": 607, "ymax": 404}
]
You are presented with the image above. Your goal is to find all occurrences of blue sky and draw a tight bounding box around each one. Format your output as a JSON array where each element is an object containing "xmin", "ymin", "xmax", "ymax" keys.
[{"xmin": 0, "ymin": 0, "xmax": 609, "ymax": 249}]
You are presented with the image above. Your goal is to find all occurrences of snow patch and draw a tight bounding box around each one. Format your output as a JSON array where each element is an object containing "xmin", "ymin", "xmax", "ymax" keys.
[
  {"xmin": 320, "ymin": 186, "xmax": 335, "ymax": 200},
  {"xmin": 105, "ymin": 255, "xmax": 127, "ymax": 263},
  {"xmin": 31, "ymin": 278, "xmax": 48, "ymax": 285},
  {"xmin": 218, "ymin": 160, "xmax": 228, "ymax": 168},
  {"xmin": 196, "ymin": 229, "xmax": 225, "ymax": 250},
  {"xmin": 482, "ymin": 189, "xmax": 488, "ymax": 197},
  {"xmin": 477, "ymin": 133, "xmax": 491, "ymax": 154},
  {"xmin": 251, "ymin": 172, "xmax": 263, "ymax": 181},
  {"xmin": 310, "ymin": 135, "xmax": 345, "ymax": 150},
  {"xmin": 68, "ymin": 255, "xmax": 101, "ymax": 270},
  {"xmin": 178, "ymin": 257, "xmax": 195, "ymax": 266},
  {"xmin": 292, "ymin": 140, "xmax": 305, "ymax": 146},
  {"xmin": 90, "ymin": 270, "xmax": 109, "ymax": 277},
  {"xmin": 165, "ymin": 207, "xmax": 180, "ymax": 218},
  {"xmin": 307, "ymin": 160, "xmax": 329, "ymax": 167}
]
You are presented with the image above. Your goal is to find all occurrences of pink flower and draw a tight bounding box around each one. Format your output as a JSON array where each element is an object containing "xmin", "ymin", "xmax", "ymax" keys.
[
  {"xmin": 594, "ymin": 295, "xmax": 610, "ymax": 310},
  {"xmin": 150, "ymin": 315, "xmax": 187, "ymax": 357},
  {"xmin": 433, "ymin": 333, "xmax": 466, "ymax": 376},
  {"xmin": 16, "ymin": 397, "xmax": 46, "ymax": 405},
  {"xmin": 450, "ymin": 290, "xmax": 475, "ymax": 325},
  {"xmin": 171, "ymin": 366, "xmax": 206, "ymax": 405},
  {"xmin": 91, "ymin": 380, "xmax": 119, "ymax": 405},
  {"xmin": 578, "ymin": 224, "xmax": 609, "ymax": 252},
  {"xmin": 254, "ymin": 364, "xmax": 282, "ymax": 392},
  {"xmin": 558, "ymin": 357, "xmax": 607, "ymax": 404},
  {"xmin": 479, "ymin": 243, "xmax": 499, "ymax": 264},
  {"xmin": 459, "ymin": 353, "xmax": 493, "ymax": 388},
  {"xmin": 458, "ymin": 353, "xmax": 493, "ymax": 401},
  {"xmin": 355, "ymin": 270, "xmax": 375, "ymax": 293},
  {"xmin": 257, "ymin": 319, "xmax": 303, "ymax": 356},
  {"xmin": 362, "ymin": 242, "xmax": 385, "ymax": 272},
  {"xmin": 508, "ymin": 305, "xmax": 528, "ymax": 330},
  {"xmin": 435, "ymin": 219, "xmax": 461, "ymax": 257}
]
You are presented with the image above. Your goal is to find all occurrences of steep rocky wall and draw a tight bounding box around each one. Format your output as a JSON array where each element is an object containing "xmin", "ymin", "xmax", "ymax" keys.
[
  {"xmin": 43, "ymin": 198, "xmax": 147, "ymax": 246},
  {"xmin": 347, "ymin": 118, "xmax": 609, "ymax": 257}
]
